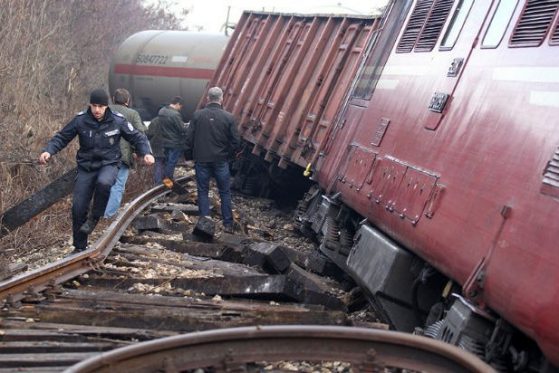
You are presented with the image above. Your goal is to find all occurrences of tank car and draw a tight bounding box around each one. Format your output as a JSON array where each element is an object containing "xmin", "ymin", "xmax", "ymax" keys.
[
  {"xmin": 109, "ymin": 30, "xmax": 228, "ymax": 121},
  {"xmin": 122, "ymin": 1, "xmax": 559, "ymax": 370}
]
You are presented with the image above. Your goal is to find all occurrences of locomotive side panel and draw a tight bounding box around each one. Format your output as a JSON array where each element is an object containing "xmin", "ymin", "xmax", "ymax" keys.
[
  {"xmin": 464, "ymin": 1, "xmax": 559, "ymax": 363},
  {"xmin": 316, "ymin": 0, "xmax": 559, "ymax": 366},
  {"xmin": 319, "ymin": 0, "xmax": 497, "ymax": 283}
]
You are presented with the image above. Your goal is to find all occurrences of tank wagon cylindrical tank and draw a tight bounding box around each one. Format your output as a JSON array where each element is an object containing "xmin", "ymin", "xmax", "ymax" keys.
[{"xmin": 109, "ymin": 30, "xmax": 228, "ymax": 121}]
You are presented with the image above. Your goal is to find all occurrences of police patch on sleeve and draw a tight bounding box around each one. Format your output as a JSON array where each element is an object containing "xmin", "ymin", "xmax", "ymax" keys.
[
  {"xmin": 105, "ymin": 129, "xmax": 120, "ymax": 136},
  {"xmin": 127, "ymin": 122, "xmax": 134, "ymax": 131}
]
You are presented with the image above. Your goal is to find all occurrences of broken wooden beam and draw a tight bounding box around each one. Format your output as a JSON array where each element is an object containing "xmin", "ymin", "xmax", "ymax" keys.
[
  {"xmin": 150, "ymin": 203, "xmax": 198, "ymax": 215},
  {"xmin": 192, "ymin": 216, "xmax": 215, "ymax": 239},
  {"xmin": 243, "ymin": 242, "xmax": 291, "ymax": 273},
  {"xmin": 0, "ymin": 168, "xmax": 77, "ymax": 239}
]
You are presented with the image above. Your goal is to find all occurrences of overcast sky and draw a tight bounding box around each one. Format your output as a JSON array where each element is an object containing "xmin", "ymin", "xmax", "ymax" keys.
[{"xmin": 152, "ymin": 0, "xmax": 390, "ymax": 33}]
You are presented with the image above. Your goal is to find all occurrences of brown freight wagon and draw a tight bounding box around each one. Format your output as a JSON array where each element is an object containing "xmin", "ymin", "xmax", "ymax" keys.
[{"xmin": 204, "ymin": 11, "xmax": 381, "ymax": 170}]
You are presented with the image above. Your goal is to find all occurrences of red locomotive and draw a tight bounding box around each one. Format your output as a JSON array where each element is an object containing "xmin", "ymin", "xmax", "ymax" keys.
[
  {"xmin": 121, "ymin": 1, "xmax": 559, "ymax": 370},
  {"xmin": 206, "ymin": 2, "xmax": 559, "ymax": 371}
]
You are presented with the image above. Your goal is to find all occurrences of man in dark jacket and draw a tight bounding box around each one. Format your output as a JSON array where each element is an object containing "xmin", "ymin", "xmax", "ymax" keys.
[
  {"xmin": 105, "ymin": 88, "xmax": 147, "ymax": 218},
  {"xmin": 147, "ymin": 96, "xmax": 186, "ymax": 184},
  {"xmin": 185, "ymin": 87, "xmax": 240, "ymax": 233},
  {"xmin": 39, "ymin": 88, "xmax": 154, "ymax": 253}
]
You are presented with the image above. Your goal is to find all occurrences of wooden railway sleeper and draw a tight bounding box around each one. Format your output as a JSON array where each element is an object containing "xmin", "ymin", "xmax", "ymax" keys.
[
  {"xmin": 45, "ymin": 279, "xmax": 64, "ymax": 302},
  {"xmin": 219, "ymin": 348, "xmax": 247, "ymax": 373},
  {"xmin": 22, "ymin": 285, "xmax": 45, "ymax": 303},
  {"xmin": 85, "ymin": 256, "xmax": 104, "ymax": 271},
  {"xmin": 162, "ymin": 357, "xmax": 179, "ymax": 373},
  {"xmin": 6, "ymin": 294, "xmax": 22, "ymax": 308}
]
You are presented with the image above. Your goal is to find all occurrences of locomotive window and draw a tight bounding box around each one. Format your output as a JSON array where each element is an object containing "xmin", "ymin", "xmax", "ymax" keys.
[
  {"xmin": 440, "ymin": 0, "xmax": 474, "ymax": 50},
  {"xmin": 352, "ymin": 0, "xmax": 414, "ymax": 100},
  {"xmin": 482, "ymin": 0, "xmax": 519, "ymax": 48}
]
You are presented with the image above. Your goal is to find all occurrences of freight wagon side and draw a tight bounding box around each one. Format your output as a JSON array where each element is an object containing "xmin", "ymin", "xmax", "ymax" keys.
[{"xmin": 204, "ymin": 11, "xmax": 380, "ymax": 171}]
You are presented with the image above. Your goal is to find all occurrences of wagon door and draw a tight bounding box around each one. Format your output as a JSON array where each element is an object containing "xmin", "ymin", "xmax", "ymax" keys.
[{"xmin": 396, "ymin": 0, "xmax": 493, "ymax": 131}]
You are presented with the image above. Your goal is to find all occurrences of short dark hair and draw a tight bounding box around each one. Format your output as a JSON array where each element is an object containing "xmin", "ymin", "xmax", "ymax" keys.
[
  {"xmin": 113, "ymin": 88, "xmax": 131, "ymax": 105},
  {"xmin": 171, "ymin": 96, "xmax": 184, "ymax": 105}
]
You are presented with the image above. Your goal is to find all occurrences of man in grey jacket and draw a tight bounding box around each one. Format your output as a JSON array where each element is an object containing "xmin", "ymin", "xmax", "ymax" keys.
[
  {"xmin": 185, "ymin": 87, "xmax": 240, "ymax": 233},
  {"xmin": 104, "ymin": 88, "xmax": 147, "ymax": 218}
]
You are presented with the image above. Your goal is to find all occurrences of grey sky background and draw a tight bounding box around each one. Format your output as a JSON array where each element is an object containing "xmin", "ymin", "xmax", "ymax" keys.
[{"xmin": 150, "ymin": 0, "xmax": 390, "ymax": 32}]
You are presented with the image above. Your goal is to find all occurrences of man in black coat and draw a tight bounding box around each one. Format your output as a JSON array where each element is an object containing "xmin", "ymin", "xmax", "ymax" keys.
[
  {"xmin": 185, "ymin": 87, "xmax": 240, "ymax": 233},
  {"xmin": 39, "ymin": 88, "xmax": 154, "ymax": 253},
  {"xmin": 146, "ymin": 96, "xmax": 186, "ymax": 184}
]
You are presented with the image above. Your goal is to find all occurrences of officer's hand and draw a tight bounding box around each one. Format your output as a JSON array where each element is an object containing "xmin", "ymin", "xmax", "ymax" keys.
[
  {"xmin": 143, "ymin": 154, "xmax": 155, "ymax": 165},
  {"xmin": 38, "ymin": 152, "xmax": 51, "ymax": 165}
]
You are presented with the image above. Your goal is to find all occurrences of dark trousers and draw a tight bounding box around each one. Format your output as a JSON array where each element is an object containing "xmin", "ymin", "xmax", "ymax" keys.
[
  {"xmin": 72, "ymin": 165, "xmax": 118, "ymax": 249},
  {"xmin": 195, "ymin": 161, "xmax": 233, "ymax": 227}
]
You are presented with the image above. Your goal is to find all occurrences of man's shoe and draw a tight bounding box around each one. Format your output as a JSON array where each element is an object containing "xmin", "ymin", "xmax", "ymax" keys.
[
  {"xmin": 67, "ymin": 247, "xmax": 88, "ymax": 256},
  {"xmin": 79, "ymin": 217, "xmax": 99, "ymax": 235},
  {"xmin": 223, "ymin": 225, "xmax": 234, "ymax": 234}
]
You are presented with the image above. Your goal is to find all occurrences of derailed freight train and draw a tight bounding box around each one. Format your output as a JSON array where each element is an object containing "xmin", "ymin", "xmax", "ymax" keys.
[
  {"xmin": 203, "ymin": 2, "xmax": 559, "ymax": 371},
  {"xmin": 122, "ymin": 1, "xmax": 559, "ymax": 371}
]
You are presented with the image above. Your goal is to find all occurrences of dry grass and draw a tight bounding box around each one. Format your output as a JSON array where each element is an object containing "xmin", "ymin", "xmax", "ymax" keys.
[{"xmin": 0, "ymin": 0, "xmax": 184, "ymax": 257}]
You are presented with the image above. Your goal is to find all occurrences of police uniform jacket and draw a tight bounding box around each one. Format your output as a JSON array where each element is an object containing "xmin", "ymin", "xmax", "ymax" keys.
[
  {"xmin": 44, "ymin": 107, "xmax": 151, "ymax": 171},
  {"xmin": 185, "ymin": 102, "xmax": 240, "ymax": 163}
]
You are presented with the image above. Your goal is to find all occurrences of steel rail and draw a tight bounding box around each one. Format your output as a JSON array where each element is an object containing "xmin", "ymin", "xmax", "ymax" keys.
[
  {"xmin": 0, "ymin": 176, "xmax": 191, "ymax": 304},
  {"xmin": 65, "ymin": 325, "xmax": 495, "ymax": 373}
]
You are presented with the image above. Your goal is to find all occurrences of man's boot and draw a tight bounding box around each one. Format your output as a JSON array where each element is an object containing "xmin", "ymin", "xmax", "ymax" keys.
[{"xmin": 79, "ymin": 216, "xmax": 99, "ymax": 235}]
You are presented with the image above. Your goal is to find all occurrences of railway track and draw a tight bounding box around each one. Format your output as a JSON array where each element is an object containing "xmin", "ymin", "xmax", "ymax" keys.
[{"xmin": 0, "ymin": 175, "xmax": 494, "ymax": 372}]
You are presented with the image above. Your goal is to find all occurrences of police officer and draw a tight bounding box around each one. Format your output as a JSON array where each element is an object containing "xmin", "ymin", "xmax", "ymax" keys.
[{"xmin": 39, "ymin": 88, "xmax": 154, "ymax": 253}]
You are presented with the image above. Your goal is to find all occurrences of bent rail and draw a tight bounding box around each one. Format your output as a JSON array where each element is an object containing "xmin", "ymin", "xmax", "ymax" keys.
[
  {"xmin": 0, "ymin": 176, "xmax": 191, "ymax": 304},
  {"xmin": 65, "ymin": 325, "xmax": 495, "ymax": 373}
]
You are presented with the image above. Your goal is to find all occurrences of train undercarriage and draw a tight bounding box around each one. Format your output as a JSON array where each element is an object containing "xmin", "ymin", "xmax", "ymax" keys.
[{"xmin": 232, "ymin": 150, "xmax": 558, "ymax": 373}]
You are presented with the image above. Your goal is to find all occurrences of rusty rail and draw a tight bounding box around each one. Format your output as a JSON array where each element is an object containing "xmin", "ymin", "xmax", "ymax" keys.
[
  {"xmin": 0, "ymin": 177, "xmax": 191, "ymax": 304},
  {"xmin": 65, "ymin": 325, "xmax": 495, "ymax": 373}
]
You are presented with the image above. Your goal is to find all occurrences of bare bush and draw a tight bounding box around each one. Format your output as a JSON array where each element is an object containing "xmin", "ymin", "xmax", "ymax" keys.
[{"xmin": 0, "ymin": 0, "xmax": 183, "ymax": 256}]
